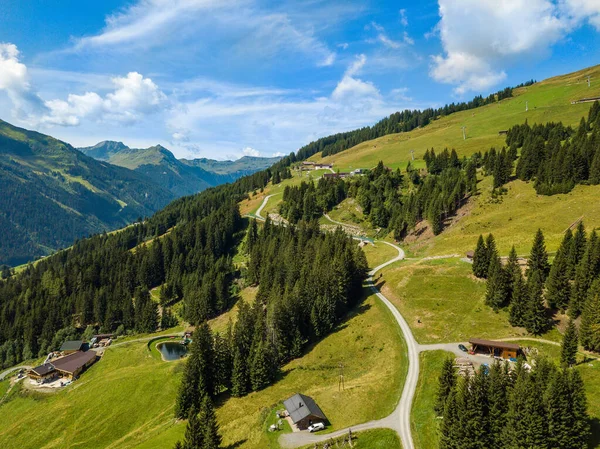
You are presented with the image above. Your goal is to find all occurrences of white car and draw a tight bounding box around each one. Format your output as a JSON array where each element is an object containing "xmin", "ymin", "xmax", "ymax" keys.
[{"xmin": 308, "ymin": 423, "xmax": 325, "ymax": 433}]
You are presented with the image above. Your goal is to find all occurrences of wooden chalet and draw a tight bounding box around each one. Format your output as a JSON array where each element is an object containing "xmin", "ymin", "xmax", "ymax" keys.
[
  {"xmin": 60, "ymin": 340, "xmax": 85, "ymax": 354},
  {"xmin": 469, "ymin": 338, "xmax": 520, "ymax": 359},
  {"xmin": 283, "ymin": 393, "xmax": 328, "ymax": 430}
]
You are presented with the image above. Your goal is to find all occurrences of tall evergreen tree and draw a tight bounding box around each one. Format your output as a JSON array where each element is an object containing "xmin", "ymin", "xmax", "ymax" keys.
[
  {"xmin": 485, "ymin": 255, "xmax": 508, "ymax": 310},
  {"xmin": 569, "ymin": 223, "xmax": 586, "ymax": 278},
  {"xmin": 560, "ymin": 319, "xmax": 578, "ymax": 367},
  {"xmin": 472, "ymin": 235, "xmax": 489, "ymax": 278},
  {"xmin": 580, "ymin": 283, "xmax": 600, "ymax": 351},
  {"xmin": 509, "ymin": 273, "xmax": 528, "ymax": 327},
  {"xmin": 183, "ymin": 407, "xmax": 203, "ymax": 449},
  {"xmin": 527, "ymin": 229, "xmax": 550, "ymax": 281},
  {"xmin": 198, "ymin": 395, "xmax": 222, "ymax": 449},
  {"xmin": 525, "ymin": 270, "xmax": 547, "ymax": 334},
  {"xmin": 435, "ymin": 357, "xmax": 457, "ymax": 416},
  {"xmin": 545, "ymin": 242, "xmax": 571, "ymax": 311}
]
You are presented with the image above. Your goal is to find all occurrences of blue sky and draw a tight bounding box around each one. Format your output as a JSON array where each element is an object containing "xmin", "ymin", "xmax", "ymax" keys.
[{"xmin": 1, "ymin": 0, "xmax": 600, "ymax": 160}]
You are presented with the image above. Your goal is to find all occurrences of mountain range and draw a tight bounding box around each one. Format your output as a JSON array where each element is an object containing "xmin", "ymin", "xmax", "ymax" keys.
[{"xmin": 0, "ymin": 121, "xmax": 279, "ymax": 266}]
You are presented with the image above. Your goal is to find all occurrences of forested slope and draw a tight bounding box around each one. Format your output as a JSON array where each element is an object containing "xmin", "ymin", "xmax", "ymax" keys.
[{"xmin": 0, "ymin": 120, "xmax": 174, "ymax": 266}]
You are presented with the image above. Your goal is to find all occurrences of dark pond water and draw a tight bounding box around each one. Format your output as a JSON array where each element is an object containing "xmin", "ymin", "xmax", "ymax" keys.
[{"xmin": 157, "ymin": 341, "xmax": 188, "ymax": 361}]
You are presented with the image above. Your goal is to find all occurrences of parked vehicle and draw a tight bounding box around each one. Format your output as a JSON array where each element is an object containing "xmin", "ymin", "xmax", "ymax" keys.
[
  {"xmin": 308, "ymin": 423, "xmax": 325, "ymax": 433},
  {"xmin": 458, "ymin": 344, "xmax": 468, "ymax": 352}
]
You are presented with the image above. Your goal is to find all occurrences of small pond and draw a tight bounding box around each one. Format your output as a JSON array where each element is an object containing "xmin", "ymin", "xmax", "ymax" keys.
[{"xmin": 157, "ymin": 341, "xmax": 188, "ymax": 361}]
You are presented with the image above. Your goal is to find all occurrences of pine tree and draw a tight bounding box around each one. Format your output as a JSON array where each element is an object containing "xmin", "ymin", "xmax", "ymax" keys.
[
  {"xmin": 183, "ymin": 407, "xmax": 203, "ymax": 449},
  {"xmin": 472, "ymin": 235, "xmax": 488, "ymax": 278},
  {"xmin": 485, "ymin": 255, "xmax": 508, "ymax": 310},
  {"xmin": 566, "ymin": 369, "xmax": 590, "ymax": 449},
  {"xmin": 560, "ymin": 319, "xmax": 578, "ymax": 367},
  {"xmin": 505, "ymin": 246, "xmax": 521, "ymax": 299},
  {"xmin": 527, "ymin": 229, "xmax": 550, "ymax": 281},
  {"xmin": 569, "ymin": 223, "xmax": 586, "ymax": 278},
  {"xmin": 199, "ymin": 395, "xmax": 222, "ymax": 449},
  {"xmin": 525, "ymin": 270, "xmax": 547, "ymax": 334},
  {"xmin": 545, "ymin": 245, "xmax": 571, "ymax": 311},
  {"xmin": 439, "ymin": 388, "xmax": 461, "ymax": 449},
  {"xmin": 435, "ymin": 357, "xmax": 457, "ymax": 416},
  {"xmin": 546, "ymin": 370, "xmax": 571, "ymax": 449},
  {"xmin": 509, "ymin": 273, "xmax": 528, "ymax": 327},
  {"xmin": 487, "ymin": 362, "xmax": 509, "ymax": 448},
  {"xmin": 580, "ymin": 284, "xmax": 600, "ymax": 351}
]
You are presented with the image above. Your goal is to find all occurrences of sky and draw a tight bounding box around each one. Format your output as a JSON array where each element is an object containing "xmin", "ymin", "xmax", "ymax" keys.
[{"xmin": 1, "ymin": 0, "xmax": 600, "ymax": 160}]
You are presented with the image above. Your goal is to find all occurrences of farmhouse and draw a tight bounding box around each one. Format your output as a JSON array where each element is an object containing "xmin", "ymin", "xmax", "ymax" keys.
[
  {"xmin": 283, "ymin": 393, "xmax": 328, "ymax": 431},
  {"xmin": 28, "ymin": 350, "xmax": 98, "ymax": 383},
  {"xmin": 314, "ymin": 163, "xmax": 333, "ymax": 170},
  {"xmin": 469, "ymin": 338, "xmax": 520, "ymax": 359},
  {"xmin": 60, "ymin": 340, "xmax": 85, "ymax": 354},
  {"xmin": 28, "ymin": 363, "xmax": 57, "ymax": 382}
]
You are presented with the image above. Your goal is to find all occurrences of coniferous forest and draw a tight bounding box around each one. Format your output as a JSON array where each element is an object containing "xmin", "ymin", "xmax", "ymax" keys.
[
  {"xmin": 473, "ymin": 223, "xmax": 600, "ymax": 349},
  {"xmin": 436, "ymin": 358, "xmax": 589, "ymax": 449},
  {"xmin": 0, "ymin": 155, "xmax": 295, "ymax": 369}
]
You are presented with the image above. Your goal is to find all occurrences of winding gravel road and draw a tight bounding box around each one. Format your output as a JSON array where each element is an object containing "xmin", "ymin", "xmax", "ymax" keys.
[
  {"xmin": 280, "ymin": 241, "xmax": 419, "ymax": 449},
  {"xmin": 255, "ymin": 193, "xmax": 279, "ymax": 220}
]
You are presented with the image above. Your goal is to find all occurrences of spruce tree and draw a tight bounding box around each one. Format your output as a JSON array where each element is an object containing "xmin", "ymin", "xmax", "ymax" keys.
[
  {"xmin": 505, "ymin": 246, "xmax": 521, "ymax": 299},
  {"xmin": 509, "ymin": 273, "xmax": 527, "ymax": 327},
  {"xmin": 439, "ymin": 388, "xmax": 461, "ymax": 449},
  {"xmin": 472, "ymin": 235, "xmax": 488, "ymax": 278},
  {"xmin": 545, "ymin": 245, "xmax": 571, "ymax": 311},
  {"xmin": 569, "ymin": 223, "xmax": 586, "ymax": 278},
  {"xmin": 580, "ymin": 285, "xmax": 600, "ymax": 351},
  {"xmin": 527, "ymin": 229, "xmax": 550, "ymax": 281},
  {"xmin": 487, "ymin": 362, "xmax": 509, "ymax": 448},
  {"xmin": 199, "ymin": 395, "xmax": 222, "ymax": 449},
  {"xmin": 183, "ymin": 407, "xmax": 203, "ymax": 449},
  {"xmin": 566, "ymin": 369, "xmax": 590, "ymax": 449},
  {"xmin": 546, "ymin": 369, "xmax": 573, "ymax": 449},
  {"xmin": 560, "ymin": 319, "xmax": 578, "ymax": 367},
  {"xmin": 525, "ymin": 270, "xmax": 547, "ymax": 334},
  {"xmin": 485, "ymin": 255, "xmax": 508, "ymax": 310},
  {"xmin": 435, "ymin": 357, "xmax": 457, "ymax": 416}
]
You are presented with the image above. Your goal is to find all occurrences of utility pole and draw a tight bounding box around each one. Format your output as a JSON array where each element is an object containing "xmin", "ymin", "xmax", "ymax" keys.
[
  {"xmin": 587, "ymin": 75, "xmax": 591, "ymax": 87},
  {"xmin": 338, "ymin": 363, "xmax": 345, "ymax": 392},
  {"xmin": 461, "ymin": 126, "xmax": 467, "ymax": 141},
  {"xmin": 410, "ymin": 149, "xmax": 415, "ymax": 161},
  {"xmin": 526, "ymin": 100, "xmax": 528, "ymax": 112}
]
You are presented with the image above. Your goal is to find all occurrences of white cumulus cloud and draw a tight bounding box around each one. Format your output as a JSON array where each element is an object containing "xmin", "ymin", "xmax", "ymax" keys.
[
  {"xmin": 332, "ymin": 54, "xmax": 380, "ymax": 102},
  {"xmin": 0, "ymin": 43, "xmax": 46, "ymax": 120},
  {"xmin": 242, "ymin": 146, "xmax": 260, "ymax": 157},
  {"xmin": 429, "ymin": 0, "xmax": 583, "ymax": 94},
  {"xmin": 43, "ymin": 72, "xmax": 167, "ymax": 126}
]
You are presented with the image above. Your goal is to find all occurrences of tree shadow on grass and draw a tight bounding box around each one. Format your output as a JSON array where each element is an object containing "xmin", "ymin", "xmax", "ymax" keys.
[
  {"xmin": 224, "ymin": 439, "xmax": 247, "ymax": 449},
  {"xmin": 588, "ymin": 418, "xmax": 600, "ymax": 449}
]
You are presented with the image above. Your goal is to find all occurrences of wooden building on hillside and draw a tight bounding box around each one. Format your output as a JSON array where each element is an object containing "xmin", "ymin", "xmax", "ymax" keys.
[
  {"xmin": 60, "ymin": 340, "xmax": 85, "ymax": 354},
  {"xmin": 469, "ymin": 339, "xmax": 520, "ymax": 359},
  {"xmin": 283, "ymin": 393, "xmax": 328, "ymax": 430},
  {"xmin": 28, "ymin": 363, "xmax": 57, "ymax": 382},
  {"xmin": 52, "ymin": 350, "xmax": 98, "ymax": 379}
]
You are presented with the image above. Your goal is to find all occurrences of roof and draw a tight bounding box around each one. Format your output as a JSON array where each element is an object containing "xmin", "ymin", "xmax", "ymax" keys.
[
  {"xmin": 30, "ymin": 363, "xmax": 55, "ymax": 376},
  {"xmin": 53, "ymin": 350, "xmax": 97, "ymax": 374},
  {"xmin": 60, "ymin": 340, "xmax": 84, "ymax": 351},
  {"xmin": 469, "ymin": 339, "xmax": 520, "ymax": 350},
  {"xmin": 283, "ymin": 393, "xmax": 327, "ymax": 424},
  {"xmin": 93, "ymin": 334, "xmax": 114, "ymax": 339}
]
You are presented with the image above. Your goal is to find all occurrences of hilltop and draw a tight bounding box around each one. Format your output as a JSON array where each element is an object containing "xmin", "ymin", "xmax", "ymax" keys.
[
  {"xmin": 80, "ymin": 141, "xmax": 281, "ymax": 197},
  {"xmin": 0, "ymin": 120, "xmax": 174, "ymax": 266}
]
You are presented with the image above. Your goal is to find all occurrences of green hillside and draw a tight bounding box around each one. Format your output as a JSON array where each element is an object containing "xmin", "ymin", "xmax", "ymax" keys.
[
  {"xmin": 0, "ymin": 120, "xmax": 174, "ymax": 266},
  {"xmin": 312, "ymin": 64, "xmax": 600, "ymax": 172}
]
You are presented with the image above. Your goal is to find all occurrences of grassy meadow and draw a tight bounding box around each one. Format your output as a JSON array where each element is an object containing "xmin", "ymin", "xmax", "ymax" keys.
[
  {"xmin": 380, "ymin": 258, "xmax": 527, "ymax": 344},
  {"xmin": 311, "ymin": 65, "xmax": 600, "ymax": 172},
  {"xmin": 411, "ymin": 350, "xmax": 453, "ymax": 449},
  {"xmin": 0, "ymin": 286, "xmax": 406, "ymax": 449}
]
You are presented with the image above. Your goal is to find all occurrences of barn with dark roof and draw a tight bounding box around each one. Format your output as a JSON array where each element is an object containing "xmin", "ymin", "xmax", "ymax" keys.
[{"xmin": 283, "ymin": 393, "xmax": 328, "ymax": 430}]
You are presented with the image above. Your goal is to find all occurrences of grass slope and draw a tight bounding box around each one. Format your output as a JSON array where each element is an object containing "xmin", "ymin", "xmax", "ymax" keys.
[
  {"xmin": 139, "ymin": 290, "xmax": 407, "ymax": 449},
  {"xmin": 380, "ymin": 258, "xmax": 526, "ymax": 344},
  {"xmin": 312, "ymin": 65, "xmax": 600, "ymax": 172},
  {"xmin": 0, "ymin": 288, "xmax": 405, "ymax": 449},
  {"xmin": 411, "ymin": 350, "xmax": 453, "ymax": 449}
]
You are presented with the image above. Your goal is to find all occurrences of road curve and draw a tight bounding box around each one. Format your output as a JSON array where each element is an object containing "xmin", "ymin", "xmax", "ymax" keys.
[
  {"xmin": 0, "ymin": 365, "xmax": 31, "ymax": 381},
  {"xmin": 280, "ymin": 241, "xmax": 418, "ymax": 449},
  {"xmin": 255, "ymin": 193, "xmax": 279, "ymax": 220}
]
